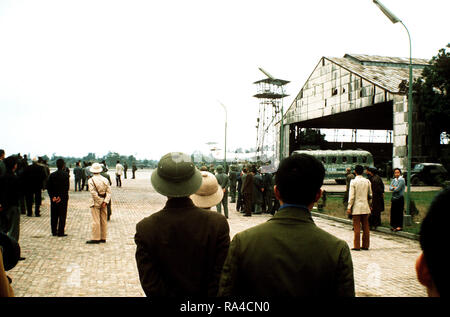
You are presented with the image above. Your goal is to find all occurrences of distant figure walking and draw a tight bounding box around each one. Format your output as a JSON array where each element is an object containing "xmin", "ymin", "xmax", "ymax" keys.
[
  {"xmin": 22, "ymin": 157, "xmax": 47, "ymax": 217},
  {"xmin": 123, "ymin": 162, "xmax": 128, "ymax": 179},
  {"xmin": 132, "ymin": 163, "xmax": 137, "ymax": 179},
  {"xmin": 228, "ymin": 165, "xmax": 238, "ymax": 203},
  {"xmin": 73, "ymin": 162, "xmax": 83, "ymax": 192},
  {"xmin": 115, "ymin": 161, "xmax": 124, "ymax": 187},
  {"xmin": 86, "ymin": 163, "xmax": 111, "ymax": 244},
  {"xmin": 389, "ymin": 168, "xmax": 405, "ymax": 232},
  {"xmin": 47, "ymin": 159, "xmax": 70, "ymax": 237}
]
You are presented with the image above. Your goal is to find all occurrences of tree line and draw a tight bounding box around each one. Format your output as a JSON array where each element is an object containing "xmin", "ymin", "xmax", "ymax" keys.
[{"xmin": 46, "ymin": 151, "xmax": 158, "ymax": 169}]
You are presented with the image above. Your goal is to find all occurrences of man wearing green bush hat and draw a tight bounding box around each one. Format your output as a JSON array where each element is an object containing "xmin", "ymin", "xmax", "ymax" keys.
[{"xmin": 134, "ymin": 152, "xmax": 230, "ymax": 297}]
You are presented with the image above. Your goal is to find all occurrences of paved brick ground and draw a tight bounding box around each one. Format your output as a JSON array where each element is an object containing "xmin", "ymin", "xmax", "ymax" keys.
[{"xmin": 7, "ymin": 169, "xmax": 427, "ymax": 297}]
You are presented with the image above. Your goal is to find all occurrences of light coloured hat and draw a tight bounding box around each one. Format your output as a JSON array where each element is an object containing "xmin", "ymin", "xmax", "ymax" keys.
[
  {"xmin": 190, "ymin": 171, "xmax": 224, "ymax": 208},
  {"xmin": 90, "ymin": 162, "xmax": 103, "ymax": 173},
  {"xmin": 151, "ymin": 152, "xmax": 202, "ymax": 198}
]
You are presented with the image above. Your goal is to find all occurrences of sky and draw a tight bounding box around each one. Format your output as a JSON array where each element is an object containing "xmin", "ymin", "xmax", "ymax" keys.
[{"xmin": 0, "ymin": 0, "xmax": 448, "ymax": 160}]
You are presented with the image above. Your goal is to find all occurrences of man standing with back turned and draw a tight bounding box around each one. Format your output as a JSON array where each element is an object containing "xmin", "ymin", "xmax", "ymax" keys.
[
  {"xmin": 218, "ymin": 153, "xmax": 354, "ymax": 296},
  {"xmin": 115, "ymin": 161, "xmax": 124, "ymax": 187},
  {"xmin": 347, "ymin": 165, "xmax": 372, "ymax": 251},
  {"xmin": 134, "ymin": 152, "xmax": 230, "ymax": 296},
  {"xmin": 47, "ymin": 159, "xmax": 70, "ymax": 237}
]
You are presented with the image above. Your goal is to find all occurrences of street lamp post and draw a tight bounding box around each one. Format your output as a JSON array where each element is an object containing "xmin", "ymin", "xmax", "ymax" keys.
[
  {"xmin": 218, "ymin": 101, "xmax": 228, "ymax": 172},
  {"xmin": 373, "ymin": 0, "xmax": 413, "ymax": 226}
]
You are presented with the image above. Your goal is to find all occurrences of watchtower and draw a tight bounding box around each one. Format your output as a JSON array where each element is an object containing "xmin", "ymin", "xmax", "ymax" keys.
[{"xmin": 253, "ymin": 74, "xmax": 289, "ymax": 165}]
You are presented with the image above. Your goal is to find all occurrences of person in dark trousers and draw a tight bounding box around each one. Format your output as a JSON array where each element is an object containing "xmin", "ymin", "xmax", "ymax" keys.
[
  {"xmin": 218, "ymin": 153, "xmax": 355, "ymax": 296},
  {"xmin": 366, "ymin": 167, "xmax": 385, "ymax": 230},
  {"xmin": 73, "ymin": 161, "xmax": 83, "ymax": 192},
  {"xmin": 0, "ymin": 149, "xmax": 5, "ymax": 177},
  {"xmin": 132, "ymin": 163, "xmax": 137, "ymax": 179},
  {"xmin": 215, "ymin": 165, "xmax": 229, "ymax": 219},
  {"xmin": 262, "ymin": 171, "xmax": 274, "ymax": 213},
  {"xmin": 100, "ymin": 165, "xmax": 113, "ymax": 221},
  {"xmin": 46, "ymin": 159, "xmax": 70, "ymax": 237},
  {"xmin": 134, "ymin": 152, "xmax": 230, "ymax": 297},
  {"xmin": 389, "ymin": 168, "xmax": 405, "ymax": 232},
  {"xmin": 22, "ymin": 157, "xmax": 47, "ymax": 217},
  {"xmin": 15, "ymin": 155, "xmax": 27, "ymax": 215},
  {"xmin": 228, "ymin": 165, "xmax": 238, "ymax": 203},
  {"xmin": 241, "ymin": 166, "xmax": 253, "ymax": 217},
  {"xmin": 416, "ymin": 187, "xmax": 450, "ymax": 297},
  {"xmin": 236, "ymin": 169, "xmax": 244, "ymax": 212},
  {"xmin": 347, "ymin": 165, "xmax": 372, "ymax": 251},
  {"xmin": 81, "ymin": 162, "xmax": 87, "ymax": 191},
  {"xmin": 252, "ymin": 167, "xmax": 264, "ymax": 214},
  {"xmin": 123, "ymin": 162, "xmax": 128, "ymax": 179},
  {"xmin": 0, "ymin": 156, "xmax": 23, "ymax": 244}
]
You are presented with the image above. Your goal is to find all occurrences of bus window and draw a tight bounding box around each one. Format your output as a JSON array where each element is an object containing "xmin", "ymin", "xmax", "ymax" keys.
[
  {"xmin": 352, "ymin": 157, "xmax": 357, "ymax": 163},
  {"xmin": 331, "ymin": 157, "xmax": 337, "ymax": 163},
  {"xmin": 321, "ymin": 157, "xmax": 326, "ymax": 163},
  {"xmin": 362, "ymin": 156, "xmax": 367, "ymax": 163},
  {"xmin": 342, "ymin": 156, "xmax": 347, "ymax": 163}
]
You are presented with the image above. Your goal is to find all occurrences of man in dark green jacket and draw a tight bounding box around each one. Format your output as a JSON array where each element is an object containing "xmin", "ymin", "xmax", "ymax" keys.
[
  {"xmin": 218, "ymin": 153, "xmax": 355, "ymax": 296},
  {"xmin": 135, "ymin": 152, "xmax": 230, "ymax": 297}
]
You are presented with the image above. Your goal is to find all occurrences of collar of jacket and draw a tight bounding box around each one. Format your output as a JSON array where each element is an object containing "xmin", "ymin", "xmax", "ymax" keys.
[
  {"xmin": 268, "ymin": 206, "xmax": 314, "ymax": 224},
  {"xmin": 163, "ymin": 196, "xmax": 196, "ymax": 210}
]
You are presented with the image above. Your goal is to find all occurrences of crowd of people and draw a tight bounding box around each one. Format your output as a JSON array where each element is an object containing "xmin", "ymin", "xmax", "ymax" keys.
[
  {"xmin": 135, "ymin": 151, "xmax": 447, "ymax": 297},
  {"xmin": 1, "ymin": 148, "xmax": 448, "ymax": 298},
  {"xmin": 0, "ymin": 149, "xmax": 142, "ymax": 296},
  {"xmin": 199, "ymin": 162, "xmax": 278, "ymax": 219},
  {"xmin": 343, "ymin": 165, "xmax": 406, "ymax": 251}
]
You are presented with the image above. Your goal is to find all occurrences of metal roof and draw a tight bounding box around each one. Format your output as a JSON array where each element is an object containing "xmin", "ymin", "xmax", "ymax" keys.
[{"xmin": 325, "ymin": 54, "xmax": 430, "ymax": 94}]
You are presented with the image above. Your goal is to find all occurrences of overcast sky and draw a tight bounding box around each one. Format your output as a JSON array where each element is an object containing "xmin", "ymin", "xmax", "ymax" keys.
[{"xmin": 0, "ymin": 0, "xmax": 448, "ymax": 160}]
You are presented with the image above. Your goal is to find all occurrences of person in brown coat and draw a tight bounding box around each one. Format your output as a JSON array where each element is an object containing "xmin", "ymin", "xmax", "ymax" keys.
[
  {"xmin": 366, "ymin": 167, "xmax": 385, "ymax": 230},
  {"xmin": 134, "ymin": 152, "xmax": 230, "ymax": 297}
]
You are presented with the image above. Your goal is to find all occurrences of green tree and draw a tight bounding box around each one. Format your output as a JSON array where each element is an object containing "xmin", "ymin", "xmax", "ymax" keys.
[
  {"xmin": 413, "ymin": 44, "xmax": 450, "ymax": 158},
  {"xmin": 83, "ymin": 153, "xmax": 96, "ymax": 161}
]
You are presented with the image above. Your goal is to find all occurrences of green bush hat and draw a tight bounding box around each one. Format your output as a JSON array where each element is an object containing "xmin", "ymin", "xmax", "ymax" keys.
[
  {"xmin": 216, "ymin": 165, "xmax": 223, "ymax": 173},
  {"xmin": 151, "ymin": 152, "xmax": 202, "ymax": 198}
]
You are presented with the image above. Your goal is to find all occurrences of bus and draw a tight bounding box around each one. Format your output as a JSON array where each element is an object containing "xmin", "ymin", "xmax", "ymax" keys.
[{"xmin": 291, "ymin": 149, "xmax": 374, "ymax": 184}]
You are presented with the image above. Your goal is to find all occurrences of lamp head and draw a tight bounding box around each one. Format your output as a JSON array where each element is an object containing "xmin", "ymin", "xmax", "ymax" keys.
[
  {"xmin": 373, "ymin": 0, "xmax": 401, "ymax": 24},
  {"xmin": 258, "ymin": 67, "xmax": 275, "ymax": 80}
]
